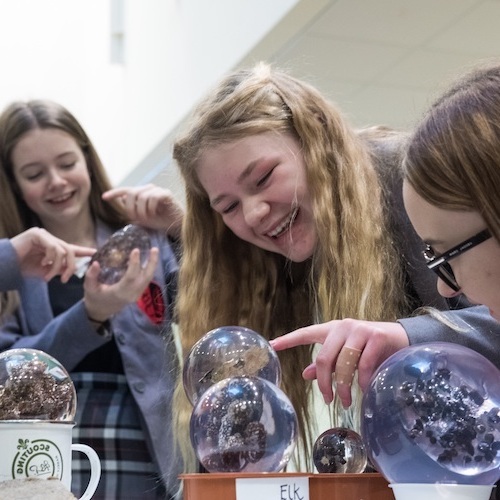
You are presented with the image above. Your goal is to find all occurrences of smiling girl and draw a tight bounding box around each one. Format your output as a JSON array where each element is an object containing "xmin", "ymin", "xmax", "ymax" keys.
[
  {"xmin": 0, "ymin": 100, "xmax": 181, "ymax": 499},
  {"xmin": 169, "ymin": 63, "xmax": 500, "ymax": 473}
]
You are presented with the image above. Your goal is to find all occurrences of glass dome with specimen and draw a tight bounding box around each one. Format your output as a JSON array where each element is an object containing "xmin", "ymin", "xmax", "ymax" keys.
[
  {"xmin": 183, "ymin": 326, "xmax": 281, "ymax": 405},
  {"xmin": 362, "ymin": 342, "xmax": 500, "ymax": 485},
  {"xmin": 0, "ymin": 348, "xmax": 76, "ymax": 421},
  {"xmin": 190, "ymin": 376, "xmax": 298, "ymax": 473},
  {"xmin": 313, "ymin": 427, "xmax": 367, "ymax": 473},
  {"xmin": 90, "ymin": 224, "xmax": 151, "ymax": 284}
]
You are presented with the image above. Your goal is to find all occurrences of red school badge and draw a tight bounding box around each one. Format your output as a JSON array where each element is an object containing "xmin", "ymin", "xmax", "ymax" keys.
[{"xmin": 137, "ymin": 282, "xmax": 166, "ymax": 325}]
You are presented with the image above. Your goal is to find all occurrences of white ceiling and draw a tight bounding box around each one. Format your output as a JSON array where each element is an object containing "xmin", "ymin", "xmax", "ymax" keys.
[
  {"xmin": 247, "ymin": 0, "xmax": 500, "ymax": 130},
  {"xmin": 139, "ymin": 0, "xmax": 500, "ymax": 192}
]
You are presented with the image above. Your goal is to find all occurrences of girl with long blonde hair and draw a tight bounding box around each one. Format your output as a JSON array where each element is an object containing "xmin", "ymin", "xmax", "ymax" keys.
[{"xmin": 171, "ymin": 63, "xmax": 423, "ymax": 472}]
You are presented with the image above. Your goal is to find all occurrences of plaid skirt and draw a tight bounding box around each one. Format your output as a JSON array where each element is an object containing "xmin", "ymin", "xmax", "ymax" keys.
[{"xmin": 70, "ymin": 373, "xmax": 168, "ymax": 499}]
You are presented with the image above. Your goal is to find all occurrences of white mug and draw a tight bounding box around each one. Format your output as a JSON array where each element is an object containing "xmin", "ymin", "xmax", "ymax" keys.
[{"xmin": 0, "ymin": 420, "xmax": 101, "ymax": 500}]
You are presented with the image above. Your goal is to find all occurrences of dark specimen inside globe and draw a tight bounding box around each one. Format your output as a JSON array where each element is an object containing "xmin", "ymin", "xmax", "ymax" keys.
[
  {"xmin": 190, "ymin": 376, "xmax": 298, "ymax": 473},
  {"xmin": 313, "ymin": 427, "xmax": 367, "ymax": 473},
  {"xmin": 362, "ymin": 342, "xmax": 500, "ymax": 484},
  {"xmin": 90, "ymin": 224, "xmax": 151, "ymax": 284},
  {"xmin": 0, "ymin": 348, "xmax": 76, "ymax": 421},
  {"xmin": 183, "ymin": 326, "xmax": 282, "ymax": 406}
]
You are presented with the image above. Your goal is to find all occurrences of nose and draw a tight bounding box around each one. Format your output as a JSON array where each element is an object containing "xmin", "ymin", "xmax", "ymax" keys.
[
  {"xmin": 242, "ymin": 199, "xmax": 270, "ymax": 228},
  {"xmin": 47, "ymin": 168, "xmax": 67, "ymax": 189},
  {"xmin": 437, "ymin": 278, "xmax": 461, "ymax": 298}
]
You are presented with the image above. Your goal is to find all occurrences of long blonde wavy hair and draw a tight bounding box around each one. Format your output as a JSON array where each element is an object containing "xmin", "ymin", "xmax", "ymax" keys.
[{"xmin": 172, "ymin": 63, "xmax": 409, "ymax": 472}]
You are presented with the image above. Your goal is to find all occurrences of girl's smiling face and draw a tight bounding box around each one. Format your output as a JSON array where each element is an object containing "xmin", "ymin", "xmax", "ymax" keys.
[
  {"xmin": 197, "ymin": 131, "xmax": 317, "ymax": 262},
  {"xmin": 11, "ymin": 127, "xmax": 92, "ymax": 229},
  {"xmin": 403, "ymin": 180, "xmax": 500, "ymax": 320}
]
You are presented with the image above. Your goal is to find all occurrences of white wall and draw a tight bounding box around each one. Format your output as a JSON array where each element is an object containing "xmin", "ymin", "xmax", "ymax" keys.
[{"xmin": 0, "ymin": 0, "xmax": 299, "ymax": 184}]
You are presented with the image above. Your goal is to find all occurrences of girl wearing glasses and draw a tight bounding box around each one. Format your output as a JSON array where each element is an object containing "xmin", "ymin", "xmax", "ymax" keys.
[
  {"xmin": 172, "ymin": 63, "xmax": 499, "ymax": 474},
  {"xmin": 403, "ymin": 61, "xmax": 500, "ymax": 322}
]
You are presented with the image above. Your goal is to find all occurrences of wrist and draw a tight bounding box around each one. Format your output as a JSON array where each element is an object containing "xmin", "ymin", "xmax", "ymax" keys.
[
  {"xmin": 86, "ymin": 313, "xmax": 112, "ymax": 338},
  {"xmin": 87, "ymin": 314, "xmax": 108, "ymax": 325}
]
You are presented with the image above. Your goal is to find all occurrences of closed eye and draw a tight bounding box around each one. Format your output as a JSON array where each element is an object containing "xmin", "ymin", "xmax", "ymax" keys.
[
  {"xmin": 256, "ymin": 168, "xmax": 275, "ymax": 187},
  {"xmin": 26, "ymin": 172, "xmax": 43, "ymax": 181},
  {"xmin": 222, "ymin": 201, "xmax": 239, "ymax": 214}
]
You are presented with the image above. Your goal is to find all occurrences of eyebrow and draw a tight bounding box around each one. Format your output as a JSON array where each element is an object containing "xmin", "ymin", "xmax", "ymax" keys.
[{"xmin": 210, "ymin": 159, "xmax": 260, "ymax": 208}]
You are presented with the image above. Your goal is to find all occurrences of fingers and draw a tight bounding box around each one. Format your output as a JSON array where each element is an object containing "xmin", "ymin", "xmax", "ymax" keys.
[
  {"xmin": 103, "ymin": 185, "xmax": 184, "ymax": 236},
  {"xmin": 103, "ymin": 185, "xmax": 169, "ymax": 220},
  {"xmin": 106, "ymin": 247, "xmax": 159, "ymax": 296},
  {"xmin": 334, "ymin": 346, "xmax": 362, "ymax": 408},
  {"xmin": 335, "ymin": 346, "xmax": 362, "ymax": 386},
  {"xmin": 101, "ymin": 187, "xmax": 129, "ymax": 201},
  {"xmin": 83, "ymin": 248, "xmax": 159, "ymax": 320},
  {"xmin": 11, "ymin": 228, "xmax": 95, "ymax": 282},
  {"xmin": 46, "ymin": 243, "xmax": 95, "ymax": 283},
  {"xmin": 271, "ymin": 320, "xmax": 408, "ymax": 410},
  {"xmin": 270, "ymin": 324, "xmax": 329, "ymax": 350}
]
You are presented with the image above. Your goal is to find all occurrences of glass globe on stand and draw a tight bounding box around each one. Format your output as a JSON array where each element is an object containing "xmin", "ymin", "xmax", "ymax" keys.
[
  {"xmin": 190, "ymin": 376, "xmax": 298, "ymax": 473},
  {"xmin": 183, "ymin": 326, "xmax": 281, "ymax": 406},
  {"xmin": 0, "ymin": 348, "xmax": 76, "ymax": 421},
  {"xmin": 313, "ymin": 427, "xmax": 367, "ymax": 473},
  {"xmin": 362, "ymin": 342, "xmax": 500, "ymax": 485}
]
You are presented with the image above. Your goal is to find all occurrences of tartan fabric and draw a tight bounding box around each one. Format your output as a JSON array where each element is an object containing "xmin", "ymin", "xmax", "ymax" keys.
[{"xmin": 70, "ymin": 372, "xmax": 170, "ymax": 499}]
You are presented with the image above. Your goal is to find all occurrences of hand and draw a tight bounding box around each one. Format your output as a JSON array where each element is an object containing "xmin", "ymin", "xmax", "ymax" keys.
[
  {"xmin": 10, "ymin": 228, "xmax": 96, "ymax": 283},
  {"xmin": 83, "ymin": 247, "xmax": 159, "ymax": 321},
  {"xmin": 103, "ymin": 184, "xmax": 184, "ymax": 239},
  {"xmin": 270, "ymin": 319, "xmax": 409, "ymax": 408}
]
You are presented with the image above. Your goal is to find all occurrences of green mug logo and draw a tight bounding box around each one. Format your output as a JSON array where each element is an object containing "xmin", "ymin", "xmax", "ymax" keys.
[{"xmin": 12, "ymin": 438, "xmax": 63, "ymax": 479}]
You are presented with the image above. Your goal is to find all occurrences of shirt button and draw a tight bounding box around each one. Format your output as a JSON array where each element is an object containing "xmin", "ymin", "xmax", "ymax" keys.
[
  {"xmin": 116, "ymin": 333, "xmax": 126, "ymax": 345},
  {"xmin": 134, "ymin": 382, "xmax": 145, "ymax": 393}
]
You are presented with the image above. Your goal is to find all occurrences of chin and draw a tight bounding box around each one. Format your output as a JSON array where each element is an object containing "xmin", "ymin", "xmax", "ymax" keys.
[
  {"xmin": 488, "ymin": 308, "xmax": 500, "ymax": 322},
  {"xmin": 285, "ymin": 247, "xmax": 314, "ymax": 263}
]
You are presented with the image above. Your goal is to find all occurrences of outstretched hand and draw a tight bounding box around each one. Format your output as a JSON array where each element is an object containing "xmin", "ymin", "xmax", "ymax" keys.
[
  {"xmin": 11, "ymin": 227, "xmax": 96, "ymax": 283},
  {"xmin": 83, "ymin": 247, "xmax": 159, "ymax": 322},
  {"xmin": 103, "ymin": 184, "xmax": 184, "ymax": 239},
  {"xmin": 270, "ymin": 319, "xmax": 409, "ymax": 408}
]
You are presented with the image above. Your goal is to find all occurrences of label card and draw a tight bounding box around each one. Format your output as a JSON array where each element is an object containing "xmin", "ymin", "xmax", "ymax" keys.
[{"xmin": 235, "ymin": 476, "xmax": 309, "ymax": 500}]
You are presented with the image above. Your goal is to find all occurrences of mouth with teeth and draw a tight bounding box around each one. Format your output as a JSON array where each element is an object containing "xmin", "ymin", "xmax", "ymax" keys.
[
  {"xmin": 48, "ymin": 192, "xmax": 74, "ymax": 204},
  {"xmin": 267, "ymin": 207, "xmax": 299, "ymax": 238}
]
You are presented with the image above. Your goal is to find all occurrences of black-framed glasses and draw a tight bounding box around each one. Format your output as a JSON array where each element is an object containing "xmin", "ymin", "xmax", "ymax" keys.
[{"xmin": 423, "ymin": 229, "xmax": 492, "ymax": 292}]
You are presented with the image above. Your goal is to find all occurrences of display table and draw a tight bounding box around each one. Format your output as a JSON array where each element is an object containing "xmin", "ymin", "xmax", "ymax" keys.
[{"xmin": 181, "ymin": 472, "xmax": 395, "ymax": 499}]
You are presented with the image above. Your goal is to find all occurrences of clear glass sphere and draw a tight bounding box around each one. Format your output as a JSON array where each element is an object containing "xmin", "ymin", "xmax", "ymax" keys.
[
  {"xmin": 183, "ymin": 326, "xmax": 281, "ymax": 405},
  {"xmin": 190, "ymin": 376, "xmax": 298, "ymax": 473},
  {"xmin": 362, "ymin": 342, "xmax": 500, "ymax": 484},
  {"xmin": 90, "ymin": 224, "xmax": 151, "ymax": 284},
  {"xmin": 313, "ymin": 427, "xmax": 367, "ymax": 473},
  {"xmin": 0, "ymin": 348, "xmax": 76, "ymax": 421}
]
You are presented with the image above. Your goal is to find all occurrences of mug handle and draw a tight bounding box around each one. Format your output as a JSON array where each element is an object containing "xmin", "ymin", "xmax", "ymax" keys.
[{"xmin": 71, "ymin": 444, "xmax": 102, "ymax": 500}]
